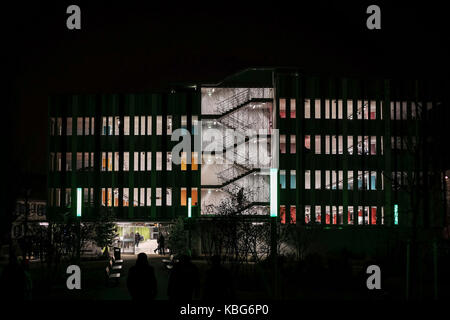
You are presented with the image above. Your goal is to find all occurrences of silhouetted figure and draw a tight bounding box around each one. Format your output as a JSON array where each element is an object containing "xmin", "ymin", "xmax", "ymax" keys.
[
  {"xmin": 236, "ymin": 188, "xmax": 245, "ymax": 208},
  {"xmin": 135, "ymin": 232, "xmax": 141, "ymax": 247},
  {"xmin": 203, "ymin": 255, "xmax": 234, "ymax": 301},
  {"xmin": 0, "ymin": 253, "xmax": 28, "ymax": 300},
  {"xmin": 168, "ymin": 254, "xmax": 199, "ymax": 301},
  {"xmin": 127, "ymin": 253, "xmax": 157, "ymax": 301},
  {"xmin": 158, "ymin": 234, "xmax": 165, "ymax": 255}
]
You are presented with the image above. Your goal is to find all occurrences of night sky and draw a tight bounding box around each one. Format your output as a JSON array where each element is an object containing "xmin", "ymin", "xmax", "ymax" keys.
[{"xmin": 4, "ymin": 1, "xmax": 449, "ymax": 182}]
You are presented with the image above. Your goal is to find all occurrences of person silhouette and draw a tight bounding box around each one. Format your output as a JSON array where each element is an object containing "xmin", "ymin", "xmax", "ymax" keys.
[
  {"xmin": 127, "ymin": 253, "xmax": 157, "ymax": 301},
  {"xmin": 203, "ymin": 255, "xmax": 234, "ymax": 301},
  {"xmin": 135, "ymin": 232, "xmax": 141, "ymax": 247},
  {"xmin": 167, "ymin": 254, "xmax": 199, "ymax": 301},
  {"xmin": 158, "ymin": 234, "xmax": 165, "ymax": 255},
  {"xmin": 0, "ymin": 253, "xmax": 27, "ymax": 300}
]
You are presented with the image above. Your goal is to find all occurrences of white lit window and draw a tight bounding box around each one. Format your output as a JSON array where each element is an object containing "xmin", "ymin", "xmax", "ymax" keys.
[{"xmin": 157, "ymin": 116, "xmax": 162, "ymax": 135}]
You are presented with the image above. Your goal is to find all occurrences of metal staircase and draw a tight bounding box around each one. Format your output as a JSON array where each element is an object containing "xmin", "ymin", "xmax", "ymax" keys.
[{"xmin": 203, "ymin": 88, "xmax": 273, "ymax": 216}]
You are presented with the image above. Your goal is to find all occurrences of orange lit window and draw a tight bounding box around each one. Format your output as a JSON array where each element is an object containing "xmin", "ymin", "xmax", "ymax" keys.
[
  {"xmin": 192, "ymin": 188, "xmax": 198, "ymax": 206},
  {"xmin": 192, "ymin": 152, "xmax": 198, "ymax": 171},
  {"xmin": 181, "ymin": 152, "xmax": 187, "ymax": 171},
  {"xmin": 102, "ymin": 189, "xmax": 106, "ymax": 206},
  {"xmin": 181, "ymin": 188, "xmax": 187, "ymax": 206}
]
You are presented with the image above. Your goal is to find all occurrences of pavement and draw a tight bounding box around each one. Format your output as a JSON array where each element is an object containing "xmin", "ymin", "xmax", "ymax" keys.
[{"xmin": 30, "ymin": 254, "xmax": 171, "ymax": 300}]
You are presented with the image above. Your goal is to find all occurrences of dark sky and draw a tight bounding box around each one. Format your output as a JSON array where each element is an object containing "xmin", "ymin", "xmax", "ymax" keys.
[{"xmin": 4, "ymin": 1, "xmax": 450, "ymax": 179}]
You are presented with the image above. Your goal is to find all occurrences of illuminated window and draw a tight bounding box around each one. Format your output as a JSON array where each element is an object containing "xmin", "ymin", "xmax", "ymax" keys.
[
  {"xmin": 66, "ymin": 153, "xmax": 72, "ymax": 171},
  {"xmin": 167, "ymin": 152, "xmax": 172, "ymax": 171},
  {"xmin": 140, "ymin": 152, "xmax": 146, "ymax": 171},
  {"xmin": 84, "ymin": 117, "xmax": 90, "ymax": 135},
  {"xmin": 290, "ymin": 205, "xmax": 297, "ymax": 224},
  {"xmin": 314, "ymin": 99, "xmax": 321, "ymax": 119},
  {"xmin": 77, "ymin": 117, "xmax": 83, "ymax": 135},
  {"xmin": 280, "ymin": 205, "xmax": 286, "ymax": 224},
  {"xmin": 113, "ymin": 188, "xmax": 119, "ymax": 207},
  {"xmin": 147, "ymin": 116, "xmax": 152, "ymax": 135},
  {"xmin": 167, "ymin": 116, "xmax": 172, "ymax": 135},
  {"xmin": 315, "ymin": 171, "xmax": 321, "ymax": 189},
  {"xmin": 133, "ymin": 188, "xmax": 138, "ymax": 207},
  {"xmin": 123, "ymin": 188, "xmax": 129, "ymax": 207},
  {"xmin": 181, "ymin": 152, "xmax": 187, "ymax": 171},
  {"xmin": 325, "ymin": 99, "xmax": 330, "ymax": 119},
  {"xmin": 124, "ymin": 116, "xmax": 130, "ymax": 135},
  {"xmin": 280, "ymin": 135, "xmax": 286, "ymax": 154},
  {"xmin": 114, "ymin": 152, "xmax": 119, "ymax": 171},
  {"xmin": 291, "ymin": 99, "xmax": 296, "ymax": 118},
  {"xmin": 305, "ymin": 170, "xmax": 310, "ymax": 189},
  {"xmin": 280, "ymin": 170, "xmax": 286, "ymax": 189},
  {"xmin": 315, "ymin": 135, "xmax": 321, "ymax": 154},
  {"xmin": 156, "ymin": 152, "xmax": 162, "ymax": 171},
  {"xmin": 304, "ymin": 99, "xmax": 309, "ymax": 119},
  {"xmin": 146, "ymin": 152, "xmax": 151, "ymax": 171},
  {"xmin": 133, "ymin": 152, "xmax": 138, "ymax": 171},
  {"xmin": 76, "ymin": 153, "xmax": 83, "ymax": 170},
  {"xmin": 156, "ymin": 188, "xmax": 162, "ymax": 206},
  {"xmin": 114, "ymin": 117, "xmax": 120, "ymax": 135},
  {"xmin": 338, "ymin": 135, "xmax": 344, "ymax": 154},
  {"xmin": 279, "ymin": 99, "xmax": 286, "ymax": 118},
  {"xmin": 55, "ymin": 188, "xmax": 61, "ymax": 207},
  {"xmin": 91, "ymin": 117, "xmax": 95, "ymax": 135},
  {"xmin": 65, "ymin": 188, "xmax": 71, "ymax": 207},
  {"xmin": 331, "ymin": 100, "xmax": 336, "ymax": 119},
  {"xmin": 181, "ymin": 116, "xmax": 187, "ymax": 130},
  {"xmin": 305, "ymin": 135, "xmax": 311, "ymax": 150},
  {"xmin": 290, "ymin": 135, "xmax": 296, "ymax": 154},
  {"xmin": 157, "ymin": 116, "xmax": 162, "ymax": 135},
  {"xmin": 139, "ymin": 116, "xmax": 145, "ymax": 135},
  {"xmin": 146, "ymin": 188, "xmax": 151, "ymax": 206},
  {"xmin": 166, "ymin": 188, "xmax": 172, "ymax": 206},
  {"xmin": 337, "ymin": 100, "xmax": 343, "ymax": 119},
  {"xmin": 192, "ymin": 116, "xmax": 199, "ymax": 135},
  {"xmin": 290, "ymin": 170, "xmax": 296, "ymax": 189},
  {"xmin": 181, "ymin": 188, "xmax": 187, "ymax": 206},
  {"xmin": 123, "ymin": 152, "xmax": 129, "ymax": 171},
  {"xmin": 57, "ymin": 118, "xmax": 62, "ymax": 135},
  {"xmin": 192, "ymin": 152, "xmax": 198, "ymax": 171},
  {"xmin": 347, "ymin": 100, "xmax": 354, "ymax": 119},
  {"xmin": 348, "ymin": 136, "xmax": 354, "ymax": 155},
  {"xmin": 325, "ymin": 135, "xmax": 330, "ymax": 154},
  {"xmin": 315, "ymin": 206, "xmax": 321, "ymax": 223},
  {"xmin": 134, "ymin": 116, "xmax": 139, "ymax": 135},
  {"xmin": 67, "ymin": 118, "xmax": 73, "ymax": 136},
  {"xmin": 140, "ymin": 188, "xmax": 145, "ymax": 207},
  {"xmin": 192, "ymin": 188, "xmax": 198, "ymax": 206},
  {"xmin": 304, "ymin": 205, "xmax": 311, "ymax": 224}
]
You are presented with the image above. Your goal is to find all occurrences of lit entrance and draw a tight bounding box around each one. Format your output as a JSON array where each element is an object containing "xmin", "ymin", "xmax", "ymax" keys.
[{"xmin": 116, "ymin": 222, "xmax": 165, "ymax": 255}]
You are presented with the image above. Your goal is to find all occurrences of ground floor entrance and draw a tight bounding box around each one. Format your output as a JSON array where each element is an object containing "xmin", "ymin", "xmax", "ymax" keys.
[{"xmin": 116, "ymin": 222, "xmax": 169, "ymax": 255}]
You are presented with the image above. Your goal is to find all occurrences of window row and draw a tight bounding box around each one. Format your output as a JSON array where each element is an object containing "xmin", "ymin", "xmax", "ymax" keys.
[
  {"xmin": 279, "ymin": 170, "xmax": 383, "ymax": 190},
  {"xmin": 49, "ymin": 152, "xmax": 199, "ymax": 171},
  {"xmin": 280, "ymin": 135, "xmax": 383, "ymax": 155},
  {"xmin": 49, "ymin": 187, "xmax": 199, "ymax": 208},
  {"xmin": 281, "ymin": 99, "xmax": 430, "ymax": 121},
  {"xmin": 50, "ymin": 115, "xmax": 200, "ymax": 136},
  {"xmin": 280, "ymin": 205, "xmax": 385, "ymax": 225}
]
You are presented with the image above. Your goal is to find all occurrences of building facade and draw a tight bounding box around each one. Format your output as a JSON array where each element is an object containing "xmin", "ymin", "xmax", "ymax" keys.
[{"xmin": 47, "ymin": 68, "xmax": 448, "ymax": 252}]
